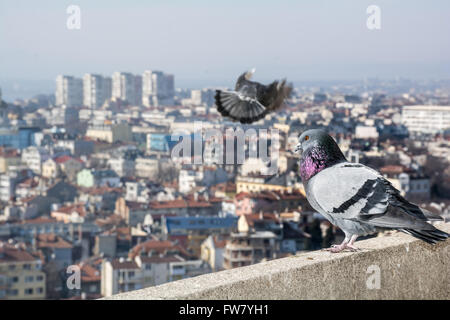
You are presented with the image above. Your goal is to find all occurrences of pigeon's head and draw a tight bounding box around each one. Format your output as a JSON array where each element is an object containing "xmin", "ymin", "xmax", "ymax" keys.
[
  {"xmin": 244, "ymin": 68, "xmax": 256, "ymax": 80},
  {"xmin": 295, "ymin": 129, "xmax": 328, "ymax": 155},
  {"xmin": 295, "ymin": 129, "xmax": 345, "ymax": 159},
  {"xmin": 295, "ymin": 129, "xmax": 346, "ymax": 181}
]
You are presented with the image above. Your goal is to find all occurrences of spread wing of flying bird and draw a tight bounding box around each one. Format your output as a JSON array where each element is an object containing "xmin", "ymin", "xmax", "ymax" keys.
[{"xmin": 215, "ymin": 69, "xmax": 292, "ymax": 124}]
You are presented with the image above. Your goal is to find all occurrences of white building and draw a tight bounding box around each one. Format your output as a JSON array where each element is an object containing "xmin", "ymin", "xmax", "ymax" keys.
[
  {"xmin": 189, "ymin": 89, "xmax": 215, "ymax": 107},
  {"xmin": 112, "ymin": 72, "xmax": 142, "ymax": 106},
  {"xmin": 179, "ymin": 169, "xmax": 204, "ymax": 193},
  {"xmin": 0, "ymin": 174, "xmax": 17, "ymax": 202},
  {"xmin": 47, "ymin": 105, "xmax": 79, "ymax": 126},
  {"xmin": 21, "ymin": 146, "xmax": 50, "ymax": 174},
  {"xmin": 55, "ymin": 75, "xmax": 83, "ymax": 107},
  {"xmin": 83, "ymin": 74, "xmax": 111, "ymax": 108},
  {"xmin": 125, "ymin": 181, "xmax": 150, "ymax": 203},
  {"xmin": 101, "ymin": 258, "xmax": 142, "ymax": 297},
  {"xmin": 135, "ymin": 157, "xmax": 159, "ymax": 179},
  {"xmin": 85, "ymin": 123, "xmax": 132, "ymax": 143},
  {"xmin": 355, "ymin": 125, "xmax": 379, "ymax": 139},
  {"xmin": 402, "ymin": 105, "xmax": 450, "ymax": 134},
  {"xmin": 142, "ymin": 70, "xmax": 174, "ymax": 107},
  {"xmin": 108, "ymin": 158, "xmax": 135, "ymax": 177}
]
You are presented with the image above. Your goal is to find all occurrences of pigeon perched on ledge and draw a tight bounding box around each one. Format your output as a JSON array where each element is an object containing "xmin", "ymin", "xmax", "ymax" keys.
[
  {"xmin": 294, "ymin": 129, "xmax": 449, "ymax": 253},
  {"xmin": 215, "ymin": 69, "xmax": 292, "ymax": 124}
]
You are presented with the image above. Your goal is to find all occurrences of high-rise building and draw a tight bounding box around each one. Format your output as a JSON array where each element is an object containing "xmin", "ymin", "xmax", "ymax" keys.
[
  {"xmin": 112, "ymin": 72, "xmax": 142, "ymax": 106},
  {"xmin": 83, "ymin": 74, "xmax": 112, "ymax": 108},
  {"xmin": 402, "ymin": 105, "xmax": 450, "ymax": 134},
  {"xmin": 83, "ymin": 74, "xmax": 106, "ymax": 109},
  {"xmin": 142, "ymin": 70, "xmax": 174, "ymax": 107},
  {"xmin": 104, "ymin": 77, "xmax": 112, "ymax": 102},
  {"xmin": 55, "ymin": 75, "xmax": 83, "ymax": 107},
  {"xmin": 190, "ymin": 88, "xmax": 215, "ymax": 107},
  {"xmin": 134, "ymin": 75, "xmax": 142, "ymax": 107}
]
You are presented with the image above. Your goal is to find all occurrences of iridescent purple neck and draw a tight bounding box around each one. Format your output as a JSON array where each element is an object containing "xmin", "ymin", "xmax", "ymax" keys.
[{"xmin": 300, "ymin": 145, "xmax": 345, "ymax": 183}]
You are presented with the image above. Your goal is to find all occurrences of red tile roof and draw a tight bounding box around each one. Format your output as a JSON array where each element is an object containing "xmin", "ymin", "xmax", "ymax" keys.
[
  {"xmin": 149, "ymin": 199, "xmax": 212, "ymax": 209},
  {"xmin": 21, "ymin": 217, "xmax": 57, "ymax": 225},
  {"xmin": 54, "ymin": 204, "xmax": 86, "ymax": 216},
  {"xmin": 0, "ymin": 242, "xmax": 40, "ymax": 263},
  {"xmin": 110, "ymin": 259, "xmax": 139, "ymax": 270},
  {"xmin": 36, "ymin": 233, "xmax": 73, "ymax": 249},
  {"xmin": 139, "ymin": 256, "xmax": 182, "ymax": 264},
  {"xmin": 128, "ymin": 239, "xmax": 193, "ymax": 260},
  {"xmin": 54, "ymin": 155, "xmax": 83, "ymax": 164}
]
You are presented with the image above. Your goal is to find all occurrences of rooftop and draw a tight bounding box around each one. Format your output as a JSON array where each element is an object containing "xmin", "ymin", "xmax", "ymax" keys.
[{"xmin": 104, "ymin": 222, "xmax": 450, "ymax": 300}]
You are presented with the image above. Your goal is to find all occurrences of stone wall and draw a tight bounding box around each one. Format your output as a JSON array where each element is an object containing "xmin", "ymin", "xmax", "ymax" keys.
[{"xmin": 104, "ymin": 222, "xmax": 450, "ymax": 300}]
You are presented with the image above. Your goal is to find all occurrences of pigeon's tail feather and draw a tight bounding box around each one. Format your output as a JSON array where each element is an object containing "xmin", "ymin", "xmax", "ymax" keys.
[
  {"xmin": 401, "ymin": 227, "xmax": 449, "ymax": 245},
  {"xmin": 421, "ymin": 208, "xmax": 444, "ymax": 221},
  {"xmin": 215, "ymin": 90, "xmax": 267, "ymax": 124}
]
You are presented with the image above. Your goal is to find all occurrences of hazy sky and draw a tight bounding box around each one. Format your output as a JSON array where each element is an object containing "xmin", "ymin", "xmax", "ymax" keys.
[{"xmin": 1, "ymin": 0, "xmax": 449, "ymax": 99}]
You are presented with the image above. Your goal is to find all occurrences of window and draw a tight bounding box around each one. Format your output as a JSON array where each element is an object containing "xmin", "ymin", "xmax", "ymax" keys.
[
  {"xmin": 37, "ymin": 288, "xmax": 44, "ymax": 294},
  {"xmin": 36, "ymin": 275, "xmax": 44, "ymax": 281},
  {"xmin": 23, "ymin": 264, "xmax": 31, "ymax": 270},
  {"xmin": 25, "ymin": 276, "xmax": 34, "ymax": 283},
  {"xmin": 25, "ymin": 288, "xmax": 34, "ymax": 295},
  {"xmin": 128, "ymin": 271, "xmax": 135, "ymax": 278},
  {"xmin": 7, "ymin": 289, "xmax": 18, "ymax": 296},
  {"xmin": 145, "ymin": 264, "xmax": 151, "ymax": 270},
  {"xmin": 11, "ymin": 276, "xmax": 19, "ymax": 283}
]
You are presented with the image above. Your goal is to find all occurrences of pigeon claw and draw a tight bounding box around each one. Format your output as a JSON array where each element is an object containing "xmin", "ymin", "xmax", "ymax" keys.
[{"xmin": 324, "ymin": 243, "xmax": 360, "ymax": 253}]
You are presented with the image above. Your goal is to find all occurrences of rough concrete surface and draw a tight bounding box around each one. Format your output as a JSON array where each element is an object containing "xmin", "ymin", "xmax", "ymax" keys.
[{"xmin": 103, "ymin": 222, "xmax": 450, "ymax": 300}]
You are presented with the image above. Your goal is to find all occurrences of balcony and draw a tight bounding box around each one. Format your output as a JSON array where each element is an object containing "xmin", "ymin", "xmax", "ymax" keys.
[{"xmin": 104, "ymin": 222, "xmax": 450, "ymax": 300}]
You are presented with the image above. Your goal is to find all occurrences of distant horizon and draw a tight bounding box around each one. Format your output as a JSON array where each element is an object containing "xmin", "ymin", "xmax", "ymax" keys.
[
  {"xmin": 2, "ymin": 0, "xmax": 450, "ymax": 101},
  {"xmin": 2, "ymin": 74, "xmax": 450, "ymax": 102}
]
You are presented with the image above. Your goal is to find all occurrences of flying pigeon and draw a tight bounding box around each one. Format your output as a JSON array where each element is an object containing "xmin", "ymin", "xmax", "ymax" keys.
[
  {"xmin": 294, "ymin": 129, "xmax": 449, "ymax": 253},
  {"xmin": 215, "ymin": 69, "xmax": 292, "ymax": 124}
]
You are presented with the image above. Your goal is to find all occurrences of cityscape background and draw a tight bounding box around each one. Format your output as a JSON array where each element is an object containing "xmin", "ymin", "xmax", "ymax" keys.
[{"xmin": 0, "ymin": 1, "xmax": 449, "ymax": 300}]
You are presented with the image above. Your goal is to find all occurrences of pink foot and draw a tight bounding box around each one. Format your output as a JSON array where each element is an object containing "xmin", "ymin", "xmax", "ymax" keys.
[
  {"xmin": 324, "ymin": 243, "xmax": 346, "ymax": 253},
  {"xmin": 324, "ymin": 243, "xmax": 360, "ymax": 253},
  {"xmin": 345, "ymin": 244, "xmax": 360, "ymax": 251}
]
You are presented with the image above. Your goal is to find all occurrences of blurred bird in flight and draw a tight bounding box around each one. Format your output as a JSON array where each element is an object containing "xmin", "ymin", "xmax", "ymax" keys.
[{"xmin": 215, "ymin": 69, "xmax": 292, "ymax": 124}]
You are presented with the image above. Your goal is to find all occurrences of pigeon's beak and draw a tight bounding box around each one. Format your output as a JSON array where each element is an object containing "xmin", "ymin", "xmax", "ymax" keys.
[{"xmin": 294, "ymin": 143, "xmax": 302, "ymax": 154}]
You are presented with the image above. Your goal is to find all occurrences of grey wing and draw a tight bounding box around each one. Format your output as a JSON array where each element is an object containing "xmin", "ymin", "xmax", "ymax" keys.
[
  {"xmin": 309, "ymin": 162, "xmax": 435, "ymax": 230},
  {"xmin": 235, "ymin": 73, "xmax": 262, "ymax": 93},
  {"xmin": 234, "ymin": 72, "xmax": 248, "ymax": 91},
  {"xmin": 259, "ymin": 79, "xmax": 293, "ymax": 111},
  {"xmin": 214, "ymin": 90, "xmax": 267, "ymax": 124}
]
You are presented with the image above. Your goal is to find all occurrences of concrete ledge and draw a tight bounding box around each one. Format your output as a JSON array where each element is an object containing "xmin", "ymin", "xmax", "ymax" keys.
[{"xmin": 104, "ymin": 222, "xmax": 450, "ymax": 300}]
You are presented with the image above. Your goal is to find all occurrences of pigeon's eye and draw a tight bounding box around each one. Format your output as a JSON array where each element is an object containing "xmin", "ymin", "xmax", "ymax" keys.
[{"xmin": 304, "ymin": 135, "xmax": 309, "ymax": 141}]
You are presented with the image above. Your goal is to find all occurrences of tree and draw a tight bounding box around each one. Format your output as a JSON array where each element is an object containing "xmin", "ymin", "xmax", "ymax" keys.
[{"xmin": 156, "ymin": 162, "xmax": 179, "ymax": 184}]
